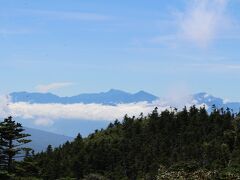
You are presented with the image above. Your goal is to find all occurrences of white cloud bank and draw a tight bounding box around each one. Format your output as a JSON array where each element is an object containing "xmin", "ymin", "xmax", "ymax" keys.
[
  {"xmin": 0, "ymin": 99, "xmax": 167, "ymax": 126},
  {"xmin": 0, "ymin": 94, "xmax": 206, "ymax": 127},
  {"xmin": 8, "ymin": 102, "xmax": 158, "ymax": 121}
]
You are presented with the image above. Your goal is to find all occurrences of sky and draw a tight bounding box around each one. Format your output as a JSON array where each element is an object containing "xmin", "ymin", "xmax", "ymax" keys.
[{"xmin": 1, "ymin": 0, "xmax": 240, "ymax": 101}]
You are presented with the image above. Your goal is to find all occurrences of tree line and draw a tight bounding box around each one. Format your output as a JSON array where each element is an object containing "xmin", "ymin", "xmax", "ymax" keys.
[{"xmin": 1, "ymin": 106, "xmax": 240, "ymax": 179}]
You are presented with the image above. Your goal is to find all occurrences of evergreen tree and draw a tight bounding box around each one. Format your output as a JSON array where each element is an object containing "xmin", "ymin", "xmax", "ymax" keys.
[{"xmin": 0, "ymin": 116, "xmax": 32, "ymax": 173}]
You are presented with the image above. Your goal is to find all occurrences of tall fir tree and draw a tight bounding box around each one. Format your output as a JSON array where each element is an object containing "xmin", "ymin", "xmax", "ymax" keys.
[{"xmin": 0, "ymin": 116, "xmax": 32, "ymax": 173}]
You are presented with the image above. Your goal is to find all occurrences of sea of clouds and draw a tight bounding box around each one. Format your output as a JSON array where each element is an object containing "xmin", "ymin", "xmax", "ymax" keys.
[{"xmin": 0, "ymin": 94, "xmax": 208, "ymax": 127}]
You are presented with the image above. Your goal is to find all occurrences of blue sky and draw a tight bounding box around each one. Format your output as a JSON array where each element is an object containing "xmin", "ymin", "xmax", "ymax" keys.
[{"xmin": 1, "ymin": 0, "xmax": 240, "ymax": 100}]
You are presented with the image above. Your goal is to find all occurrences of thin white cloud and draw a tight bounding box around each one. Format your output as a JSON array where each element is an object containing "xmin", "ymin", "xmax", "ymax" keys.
[
  {"xmin": 0, "ymin": 95, "xmax": 11, "ymax": 117},
  {"xmin": 34, "ymin": 118, "xmax": 54, "ymax": 126},
  {"xmin": 35, "ymin": 82, "xmax": 73, "ymax": 93},
  {"xmin": 0, "ymin": 28, "xmax": 33, "ymax": 35},
  {"xmin": 163, "ymin": 84, "xmax": 193, "ymax": 107},
  {"xmin": 149, "ymin": 0, "xmax": 234, "ymax": 47},
  {"xmin": 18, "ymin": 9, "xmax": 111, "ymax": 21},
  {"xmin": 149, "ymin": 35, "xmax": 178, "ymax": 48},
  {"xmin": 190, "ymin": 63, "xmax": 240, "ymax": 72},
  {"xmin": 179, "ymin": 0, "xmax": 230, "ymax": 46}
]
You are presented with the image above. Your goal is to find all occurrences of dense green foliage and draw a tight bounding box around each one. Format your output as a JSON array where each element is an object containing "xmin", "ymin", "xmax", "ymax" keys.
[
  {"xmin": 0, "ymin": 117, "xmax": 32, "ymax": 179},
  {"xmin": 3, "ymin": 106, "xmax": 240, "ymax": 179},
  {"xmin": 16, "ymin": 106, "xmax": 240, "ymax": 180}
]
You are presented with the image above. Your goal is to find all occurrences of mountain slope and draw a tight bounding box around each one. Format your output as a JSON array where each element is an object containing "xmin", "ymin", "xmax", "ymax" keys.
[
  {"xmin": 10, "ymin": 92, "xmax": 60, "ymax": 104},
  {"xmin": 24, "ymin": 127, "xmax": 73, "ymax": 152}
]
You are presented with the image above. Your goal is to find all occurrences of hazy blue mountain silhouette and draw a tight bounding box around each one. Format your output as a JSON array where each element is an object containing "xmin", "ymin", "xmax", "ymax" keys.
[
  {"xmin": 193, "ymin": 92, "xmax": 240, "ymax": 113},
  {"xmin": 10, "ymin": 92, "xmax": 60, "ymax": 104},
  {"xmin": 10, "ymin": 90, "xmax": 240, "ymax": 112},
  {"xmin": 10, "ymin": 89, "xmax": 158, "ymax": 104},
  {"xmin": 24, "ymin": 127, "xmax": 73, "ymax": 152},
  {"xmin": 9, "ymin": 91, "xmax": 240, "ymax": 137},
  {"xmin": 193, "ymin": 92, "xmax": 224, "ymax": 107}
]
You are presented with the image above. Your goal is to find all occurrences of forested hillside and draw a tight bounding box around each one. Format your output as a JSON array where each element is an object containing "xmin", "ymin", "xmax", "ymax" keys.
[
  {"xmin": 2, "ymin": 106, "xmax": 240, "ymax": 179},
  {"xmin": 18, "ymin": 106, "xmax": 240, "ymax": 179}
]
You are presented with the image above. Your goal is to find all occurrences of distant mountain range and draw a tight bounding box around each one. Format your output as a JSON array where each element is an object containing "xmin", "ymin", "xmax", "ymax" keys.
[
  {"xmin": 10, "ymin": 89, "xmax": 158, "ymax": 105},
  {"xmin": 7, "ymin": 89, "xmax": 240, "ymax": 137},
  {"xmin": 10, "ymin": 90, "xmax": 240, "ymax": 112},
  {"xmin": 192, "ymin": 92, "xmax": 240, "ymax": 112},
  {"xmin": 8, "ymin": 90, "xmax": 238, "ymax": 153}
]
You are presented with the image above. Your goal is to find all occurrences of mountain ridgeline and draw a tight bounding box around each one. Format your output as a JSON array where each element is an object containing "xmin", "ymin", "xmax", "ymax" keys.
[
  {"xmin": 17, "ymin": 106, "xmax": 240, "ymax": 179},
  {"xmin": 10, "ymin": 89, "xmax": 158, "ymax": 104},
  {"xmin": 10, "ymin": 90, "xmax": 240, "ymax": 113}
]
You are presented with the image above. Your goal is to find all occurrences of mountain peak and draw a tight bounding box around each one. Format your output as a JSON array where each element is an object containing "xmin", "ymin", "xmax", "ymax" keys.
[
  {"xmin": 107, "ymin": 89, "xmax": 128, "ymax": 94},
  {"xmin": 135, "ymin": 90, "xmax": 151, "ymax": 95},
  {"xmin": 194, "ymin": 92, "xmax": 209, "ymax": 97},
  {"xmin": 193, "ymin": 92, "xmax": 223, "ymax": 107}
]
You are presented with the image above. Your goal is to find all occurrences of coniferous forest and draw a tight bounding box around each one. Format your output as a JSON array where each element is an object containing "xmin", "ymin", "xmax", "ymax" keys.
[{"xmin": 2, "ymin": 106, "xmax": 240, "ymax": 179}]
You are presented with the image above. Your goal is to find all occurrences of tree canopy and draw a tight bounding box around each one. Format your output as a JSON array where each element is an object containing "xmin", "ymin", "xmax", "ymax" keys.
[{"xmin": 17, "ymin": 106, "xmax": 240, "ymax": 179}]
